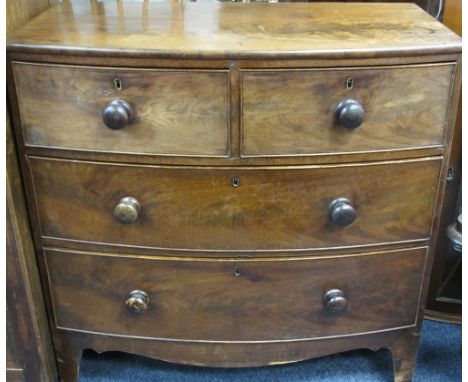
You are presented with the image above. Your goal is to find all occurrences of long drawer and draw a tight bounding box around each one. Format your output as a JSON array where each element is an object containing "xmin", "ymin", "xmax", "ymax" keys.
[
  {"xmin": 45, "ymin": 247, "xmax": 427, "ymax": 342},
  {"xmin": 242, "ymin": 64, "xmax": 454, "ymax": 157},
  {"xmin": 13, "ymin": 62, "xmax": 229, "ymax": 157},
  {"xmin": 29, "ymin": 156, "xmax": 440, "ymax": 251}
]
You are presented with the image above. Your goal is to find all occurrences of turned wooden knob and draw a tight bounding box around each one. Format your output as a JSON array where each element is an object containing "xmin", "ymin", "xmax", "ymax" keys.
[
  {"xmin": 329, "ymin": 197, "xmax": 356, "ymax": 227},
  {"xmin": 102, "ymin": 99, "xmax": 133, "ymax": 130},
  {"xmin": 323, "ymin": 289, "xmax": 348, "ymax": 314},
  {"xmin": 114, "ymin": 196, "xmax": 141, "ymax": 224},
  {"xmin": 335, "ymin": 99, "xmax": 365, "ymax": 129},
  {"xmin": 125, "ymin": 290, "xmax": 150, "ymax": 315}
]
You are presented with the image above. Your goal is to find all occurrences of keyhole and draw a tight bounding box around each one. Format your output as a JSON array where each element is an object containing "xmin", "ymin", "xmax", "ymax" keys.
[
  {"xmin": 346, "ymin": 77, "xmax": 354, "ymax": 89},
  {"xmin": 231, "ymin": 176, "xmax": 240, "ymax": 188},
  {"xmin": 235, "ymin": 268, "xmax": 241, "ymax": 277},
  {"xmin": 114, "ymin": 78, "xmax": 122, "ymax": 91}
]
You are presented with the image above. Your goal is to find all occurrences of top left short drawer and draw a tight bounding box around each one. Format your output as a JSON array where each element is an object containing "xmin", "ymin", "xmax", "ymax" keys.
[{"xmin": 12, "ymin": 62, "xmax": 230, "ymax": 157}]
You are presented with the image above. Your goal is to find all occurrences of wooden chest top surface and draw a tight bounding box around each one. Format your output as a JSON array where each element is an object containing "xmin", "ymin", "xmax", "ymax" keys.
[{"xmin": 7, "ymin": 2, "xmax": 461, "ymax": 59}]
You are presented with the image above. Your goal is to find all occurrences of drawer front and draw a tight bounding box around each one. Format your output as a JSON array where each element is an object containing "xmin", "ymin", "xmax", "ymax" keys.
[
  {"xmin": 30, "ymin": 157, "xmax": 440, "ymax": 251},
  {"xmin": 13, "ymin": 62, "xmax": 229, "ymax": 156},
  {"xmin": 45, "ymin": 247, "xmax": 426, "ymax": 341},
  {"xmin": 242, "ymin": 64, "xmax": 454, "ymax": 157}
]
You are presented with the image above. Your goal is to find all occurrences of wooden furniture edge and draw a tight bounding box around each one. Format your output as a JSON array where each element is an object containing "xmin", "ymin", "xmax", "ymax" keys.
[{"xmin": 7, "ymin": 108, "xmax": 58, "ymax": 381}]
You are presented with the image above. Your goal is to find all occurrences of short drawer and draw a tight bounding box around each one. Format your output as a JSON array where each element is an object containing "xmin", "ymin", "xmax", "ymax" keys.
[
  {"xmin": 45, "ymin": 247, "xmax": 427, "ymax": 342},
  {"xmin": 13, "ymin": 62, "xmax": 229, "ymax": 156},
  {"xmin": 29, "ymin": 157, "xmax": 440, "ymax": 251},
  {"xmin": 241, "ymin": 64, "xmax": 454, "ymax": 157}
]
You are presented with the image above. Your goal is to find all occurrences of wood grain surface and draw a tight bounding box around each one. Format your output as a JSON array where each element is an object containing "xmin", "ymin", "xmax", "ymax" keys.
[
  {"xmin": 7, "ymin": 0, "xmax": 59, "ymax": 380},
  {"xmin": 6, "ymin": 0, "xmax": 50, "ymax": 34},
  {"xmin": 13, "ymin": 62, "xmax": 229, "ymax": 156},
  {"xmin": 242, "ymin": 64, "xmax": 454, "ymax": 156},
  {"xmin": 29, "ymin": 156, "xmax": 441, "ymax": 251},
  {"xmin": 6, "ymin": 2, "xmax": 461, "ymax": 59},
  {"xmin": 5, "ymin": 3, "xmax": 462, "ymax": 381},
  {"xmin": 45, "ymin": 247, "xmax": 426, "ymax": 342},
  {"xmin": 7, "ymin": 109, "xmax": 57, "ymax": 382},
  {"xmin": 52, "ymin": 327, "xmax": 421, "ymax": 371}
]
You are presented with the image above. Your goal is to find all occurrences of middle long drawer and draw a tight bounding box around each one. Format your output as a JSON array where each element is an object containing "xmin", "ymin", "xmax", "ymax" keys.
[{"xmin": 29, "ymin": 156, "xmax": 440, "ymax": 251}]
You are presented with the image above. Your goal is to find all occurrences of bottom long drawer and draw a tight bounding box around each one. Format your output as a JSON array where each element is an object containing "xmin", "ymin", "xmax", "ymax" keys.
[{"xmin": 44, "ymin": 247, "xmax": 427, "ymax": 342}]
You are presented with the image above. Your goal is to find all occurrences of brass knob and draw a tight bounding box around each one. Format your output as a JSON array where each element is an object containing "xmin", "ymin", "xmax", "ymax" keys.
[
  {"xmin": 329, "ymin": 197, "xmax": 356, "ymax": 227},
  {"xmin": 114, "ymin": 196, "xmax": 141, "ymax": 224},
  {"xmin": 125, "ymin": 290, "xmax": 150, "ymax": 315},
  {"xmin": 335, "ymin": 99, "xmax": 365, "ymax": 129},
  {"xmin": 102, "ymin": 99, "xmax": 133, "ymax": 130},
  {"xmin": 323, "ymin": 289, "xmax": 348, "ymax": 314}
]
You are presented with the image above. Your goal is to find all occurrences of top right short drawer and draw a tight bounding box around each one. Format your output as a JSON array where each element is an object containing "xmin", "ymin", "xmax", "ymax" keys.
[{"xmin": 241, "ymin": 64, "xmax": 455, "ymax": 157}]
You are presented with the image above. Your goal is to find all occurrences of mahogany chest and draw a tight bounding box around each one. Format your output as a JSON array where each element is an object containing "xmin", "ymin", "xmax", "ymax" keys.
[{"xmin": 7, "ymin": 3, "xmax": 461, "ymax": 381}]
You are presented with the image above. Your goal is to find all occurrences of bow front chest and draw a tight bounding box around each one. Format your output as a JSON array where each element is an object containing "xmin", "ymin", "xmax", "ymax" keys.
[{"xmin": 7, "ymin": 3, "xmax": 461, "ymax": 381}]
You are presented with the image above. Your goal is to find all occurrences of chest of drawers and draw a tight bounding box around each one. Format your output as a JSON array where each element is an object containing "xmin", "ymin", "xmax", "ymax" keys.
[{"xmin": 7, "ymin": 3, "xmax": 461, "ymax": 381}]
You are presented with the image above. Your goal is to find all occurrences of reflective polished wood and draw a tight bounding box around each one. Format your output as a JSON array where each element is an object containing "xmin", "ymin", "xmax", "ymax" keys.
[
  {"xmin": 13, "ymin": 62, "xmax": 230, "ymax": 157},
  {"xmin": 241, "ymin": 64, "xmax": 454, "ymax": 157},
  {"xmin": 7, "ymin": 2, "xmax": 461, "ymax": 59},
  {"xmin": 29, "ymin": 156, "xmax": 440, "ymax": 251}
]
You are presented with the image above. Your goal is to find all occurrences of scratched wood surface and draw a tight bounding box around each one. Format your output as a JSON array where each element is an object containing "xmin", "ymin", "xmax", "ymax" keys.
[{"xmin": 7, "ymin": 2, "xmax": 461, "ymax": 59}]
